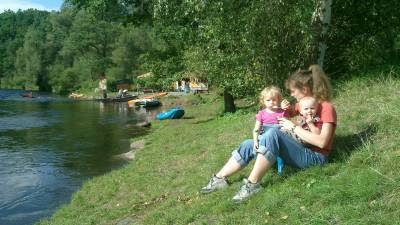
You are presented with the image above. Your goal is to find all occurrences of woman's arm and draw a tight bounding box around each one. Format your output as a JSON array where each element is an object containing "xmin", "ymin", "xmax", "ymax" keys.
[
  {"xmin": 307, "ymin": 122, "xmax": 321, "ymax": 135},
  {"xmin": 278, "ymin": 118, "xmax": 334, "ymax": 149},
  {"xmin": 305, "ymin": 115, "xmax": 321, "ymax": 134}
]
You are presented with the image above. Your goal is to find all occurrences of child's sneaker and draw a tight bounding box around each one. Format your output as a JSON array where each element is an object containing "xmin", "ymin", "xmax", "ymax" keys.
[
  {"xmin": 232, "ymin": 178, "xmax": 262, "ymax": 203},
  {"xmin": 200, "ymin": 174, "xmax": 229, "ymax": 194}
]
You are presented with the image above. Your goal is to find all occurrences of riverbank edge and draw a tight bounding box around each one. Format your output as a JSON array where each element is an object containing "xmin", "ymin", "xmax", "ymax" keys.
[{"xmin": 39, "ymin": 72, "xmax": 400, "ymax": 224}]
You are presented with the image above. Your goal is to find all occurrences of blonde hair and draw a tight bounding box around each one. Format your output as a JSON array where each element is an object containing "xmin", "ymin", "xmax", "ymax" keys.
[
  {"xmin": 285, "ymin": 64, "xmax": 332, "ymax": 102},
  {"xmin": 259, "ymin": 86, "xmax": 282, "ymax": 108},
  {"xmin": 299, "ymin": 96, "xmax": 318, "ymax": 108}
]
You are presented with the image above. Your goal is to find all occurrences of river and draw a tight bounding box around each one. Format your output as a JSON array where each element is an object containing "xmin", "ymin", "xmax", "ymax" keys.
[{"xmin": 0, "ymin": 90, "xmax": 157, "ymax": 225}]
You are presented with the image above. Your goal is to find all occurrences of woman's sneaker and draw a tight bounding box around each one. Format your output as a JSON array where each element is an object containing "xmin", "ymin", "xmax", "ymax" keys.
[
  {"xmin": 200, "ymin": 174, "xmax": 229, "ymax": 194},
  {"xmin": 232, "ymin": 178, "xmax": 262, "ymax": 203}
]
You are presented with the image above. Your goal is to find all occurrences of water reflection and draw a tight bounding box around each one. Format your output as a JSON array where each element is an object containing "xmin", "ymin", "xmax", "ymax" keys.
[{"xmin": 0, "ymin": 90, "xmax": 157, "ymax": 225}]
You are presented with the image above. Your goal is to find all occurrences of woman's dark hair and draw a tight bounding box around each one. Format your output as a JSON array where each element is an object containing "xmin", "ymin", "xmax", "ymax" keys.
[{"xmin": 285, "ymin": 64, "xmax": 332, "ymax": 101}]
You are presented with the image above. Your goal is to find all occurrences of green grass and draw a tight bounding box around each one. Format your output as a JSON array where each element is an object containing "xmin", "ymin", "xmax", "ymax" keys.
[{"xmin": 39, "ymin": 71, "xmax": 400, "ymax": 225}]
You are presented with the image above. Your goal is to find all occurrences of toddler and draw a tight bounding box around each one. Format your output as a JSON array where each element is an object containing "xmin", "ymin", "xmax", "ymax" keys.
[
  {"xmin": 253, "ymin": 86, "xmax": 289, "ymax": 150},
  {"xmin": 285, "ymin": 96, "xmax": 322, "ymax": 145}
]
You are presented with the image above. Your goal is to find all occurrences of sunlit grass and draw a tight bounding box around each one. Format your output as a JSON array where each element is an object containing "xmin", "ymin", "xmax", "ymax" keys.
[{"xmin": 39, "ymin": 70, "xmax": 400, "ymax": 225}]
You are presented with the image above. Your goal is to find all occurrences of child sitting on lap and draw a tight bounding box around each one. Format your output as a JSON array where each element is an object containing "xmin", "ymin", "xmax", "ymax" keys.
[{"xmin": 285, "ymin": 96, "xmax": 322, "ymax": 146}]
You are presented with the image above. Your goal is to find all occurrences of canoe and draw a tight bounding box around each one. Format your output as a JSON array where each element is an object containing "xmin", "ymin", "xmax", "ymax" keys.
[
  {"xmin": 142, "ymin": 92, "xmax": 168, "ymax": 99},
  {"xmin": 100, "ymin": 95, "xmax": 138, "ymax": 103},
  {"xmin": 140, "ymin": 99, "xmax": 162, "ymax": 108},
  {"xmin": 128, "ymin": 98, "xmax": 161, "ymax": 108},
  {"xmin": 20, "ymin": 92, "xmax": 34, "ymax": 98},
  {"xmin": 156, "ymin": 107, "xmax": 185, "ymax": 120},
  {"xmin": 68, "ymin": 92, "xmax": 85, "ymax": 99},
  {"xmin": 156, "ymin": 92, "xmax": 168, "ymax": 97}
]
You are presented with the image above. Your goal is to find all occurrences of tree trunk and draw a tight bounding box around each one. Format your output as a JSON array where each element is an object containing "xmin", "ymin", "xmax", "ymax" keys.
[
  {"xmin": 223, "ymin": 89, "xmax": 236, "ymax": 113},
  {"xmin": 310, "ymin": 0, "xmax": 332, "ymax": 68}
]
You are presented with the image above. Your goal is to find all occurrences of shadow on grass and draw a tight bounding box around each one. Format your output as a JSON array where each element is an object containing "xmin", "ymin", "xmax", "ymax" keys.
[
  {"xmin": 329, "ymin": 123, "xmax": 378, "ymax": 162},
  {"xmin": 191, "ymin": 117, "xmax": 215, "ymax": 124},
  {"xmin": 182, "ymin": 116, "xmax": 195, "ymax": 119}
]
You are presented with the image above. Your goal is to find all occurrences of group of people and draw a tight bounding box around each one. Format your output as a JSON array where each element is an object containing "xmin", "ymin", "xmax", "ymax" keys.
[
  {"xmin": 201, "ymin": 64, "xmax": 337, "ymax": 203},
  {"xmin": 174, "ymin": 80, "xmax": 190, "ymax": 93}
]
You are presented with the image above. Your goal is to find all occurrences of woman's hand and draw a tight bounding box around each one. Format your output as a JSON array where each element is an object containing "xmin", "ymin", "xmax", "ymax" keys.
[
  {"xmin": 278, "ymin": 117, "xmax": 296, "ymax": 132},
  {"xmin": 281, "ymin": 99, "xmax": 291, "ymax": 110}
]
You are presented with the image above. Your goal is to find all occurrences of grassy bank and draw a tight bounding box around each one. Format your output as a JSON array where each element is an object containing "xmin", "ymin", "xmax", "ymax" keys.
[{"xmin": 39, "ymin": 70, "xmax": 400, "ymax": 224}]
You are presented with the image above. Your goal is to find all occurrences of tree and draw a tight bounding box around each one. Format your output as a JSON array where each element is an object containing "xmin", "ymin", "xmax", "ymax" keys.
[
  {"xmin": 65, "ymin": 0, "xmax": 126, "ymax": 22},
  {"xmin": 325, "ymin": 0, "xmax": 400, "ymax": 73},
  {"xmin": 108, "ymin": 25, "xmax": 157, "ymax": 80},
  {"xmin": 155, "ymin": 0, "xmax": 315, "ymax": 112},
  {"xmin": 0, "ymin": 9, "xmax": 50, "ymax": 88},
  {"xmin": 14, "ymin": 27, "xmax": 43, "ymax": 90},
  {"xmin": 63, "ymin": 10, "xmax": 120, "ymax": 77},
  {"xmin": 310, "ymin": 0, "xmax": 332, "ymax": 68}
]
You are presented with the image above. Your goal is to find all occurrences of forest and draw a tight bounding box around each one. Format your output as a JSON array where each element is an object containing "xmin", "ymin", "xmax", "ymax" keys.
[{"xmin": 0, "ymin": 0, "xmax": 399, "ymax": 104}]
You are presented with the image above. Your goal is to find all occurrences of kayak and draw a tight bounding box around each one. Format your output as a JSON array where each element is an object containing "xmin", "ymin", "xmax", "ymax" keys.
[
  {"xmin": 100, "ymin": 95, "xmax": 138, "ymax": 103},
  {"xmin": 128, "ymin": 98, "xmax": 161, "ymax": 108},
  {"xmin": 68, "ymin": 92, "xmax": 86, "ymax": 99},
  {"xmin": 156, "ymin": 107, "xmax": 185, "ymax": 120},
  {"xmin": 141, "ymin": 99, "xmax": 162, "ymax": 108},
  {"xmin": 20, "ymin": 92, "xmax": 34, "ymax": 98},
  {"xmin": 142, "ymin": 92, "xmax": 168, "ymax": 99}
]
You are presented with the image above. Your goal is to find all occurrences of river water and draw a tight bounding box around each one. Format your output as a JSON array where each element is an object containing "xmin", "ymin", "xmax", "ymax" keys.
[{"xmin": 0, "ymin": 90, "xmax": 157, "ymax": 225}]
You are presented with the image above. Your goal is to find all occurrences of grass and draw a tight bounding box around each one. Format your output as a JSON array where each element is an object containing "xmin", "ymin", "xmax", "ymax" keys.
[{"xmin": 39, "ymin": 70, "xmax": 400, "ymax": 225}]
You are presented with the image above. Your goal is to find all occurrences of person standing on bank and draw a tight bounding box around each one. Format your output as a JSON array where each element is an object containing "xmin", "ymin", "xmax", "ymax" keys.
[
  {"xmin": 99, "ymin": 74, "xmax": 107, "ymax": 99},
  {"xmin": 200, "ymin": 64, "xmax": 337, "ymax": 203}
]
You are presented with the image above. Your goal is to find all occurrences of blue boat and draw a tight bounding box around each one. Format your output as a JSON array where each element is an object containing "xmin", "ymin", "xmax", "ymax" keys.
[{"xmin": 156, "ymin": 107, "xmax": 185, "ymax": 120}]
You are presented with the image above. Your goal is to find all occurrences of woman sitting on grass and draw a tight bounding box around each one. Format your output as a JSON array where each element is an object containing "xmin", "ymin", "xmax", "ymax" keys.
[{"xmin": 201, "ymin": 64, "xmax": 337, "ymax": 203}]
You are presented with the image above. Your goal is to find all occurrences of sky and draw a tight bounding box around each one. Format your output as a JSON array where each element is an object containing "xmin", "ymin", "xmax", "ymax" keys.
[{"xmin": 0, "ymin": 0, "xmax": 64, "ymax": 12}]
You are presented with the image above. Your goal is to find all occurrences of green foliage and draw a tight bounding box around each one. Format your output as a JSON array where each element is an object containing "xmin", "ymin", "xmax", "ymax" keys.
[
  {"xmin": 66, "ymin": 0, "xmax": 126, "ymax": 22},
  {"xmin": 14, "ymin": 28, "xmax": 42, "ymax": 90},
  {"xmin": 13, "ymin": 18, "xmax": 53, "ymax": 91},
  {"xmin": 326, "ymin": 0, "xmax": 400, "ymax": 74},
  {"xmin": 107, "ymin": 25, "xmax": 165, "ymax": 81},
  {"xmin": 1, "ymin": 0, "xmax": 399, "ymax": 95},
  {"xmin": 136, "ymin": 75, "xmax": 174, "ymax": 91},
  {"xmin": 0, "ymin": 9, "xmax": 50, "ymax": 88},
  {"xmin": 48, "ymin": 9, "xmax": 122, "ymax": 93},
  {"xmin": 153, "ymin": 0, "xmax": 316, "ymax": 98}
]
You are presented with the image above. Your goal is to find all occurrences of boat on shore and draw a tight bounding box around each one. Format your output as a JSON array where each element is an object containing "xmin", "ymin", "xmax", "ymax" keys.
[
  {"xmin": 128, "ymin": 98, "xmax": 161, "ymax": 108},
  {"xmin": 68, "ymin": 92, "xmax": 86, "ymax": 99},
  {"xmin": 99, "ymin": 95, "xmax": 138, "ymax": 103},
  {"xmin": 156, "ymin": 107, "xmax": 184, "ymax": 120},
  {"xmin": 142, "ymin": 92, "xmax": 168, "ymax": 99}
]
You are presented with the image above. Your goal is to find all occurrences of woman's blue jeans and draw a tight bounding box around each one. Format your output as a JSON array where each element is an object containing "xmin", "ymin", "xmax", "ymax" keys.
[{"xmin": 231, "ymin": 127, "xmax": 327, "ymax": 169}]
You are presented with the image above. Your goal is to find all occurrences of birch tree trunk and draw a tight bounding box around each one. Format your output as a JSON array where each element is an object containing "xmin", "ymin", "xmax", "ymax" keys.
[{"xmin": 311, "ymin": 0, "xmax": 332, "ymax": 68}]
